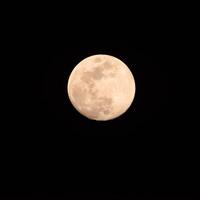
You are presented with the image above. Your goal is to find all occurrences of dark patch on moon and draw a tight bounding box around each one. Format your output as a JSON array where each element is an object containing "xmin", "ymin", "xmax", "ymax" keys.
[
  {"xmin": 95, "ymin": 97, "xmax": 113, "ymax": 116},
  {"xmin": 103, "ymin": 110, "xmax": 110, "ymax": 115},
  {"xmin": 90, "ymin": 67, "xmax": 105, "ymax": 80},
  {"xmin": 98, "ymin": 97, "xmax": 113, "ymax": 106},
  {"xmin": 81, "ymin": 66, "xmax": 104, "ymax": 82},
  {"xmin": 80, "ymin": 60, "xmax": 117, "ymax": 84},
  {"xmin": 101, "ymin": 61, "xmax": 114, "ymax": 70},
  {"xmin": 78, "ymin": 96, "xmax": 113, "ymax": 120},
  {"xmin": 94, "ymin": 57, "xmax": 102, "ymax": 63},
  {"xmin": 80, "ymin": 73, "xmax": 92, "ymax": 84}
]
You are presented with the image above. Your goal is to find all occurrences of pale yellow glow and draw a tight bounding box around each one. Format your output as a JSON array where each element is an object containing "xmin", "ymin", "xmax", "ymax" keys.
[{"xmin": 67, "ymin": 54, "xmax": 136, "ymax": 121}]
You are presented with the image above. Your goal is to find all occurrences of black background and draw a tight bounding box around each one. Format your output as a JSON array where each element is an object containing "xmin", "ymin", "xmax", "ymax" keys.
[
  {"xmin": 1, "ymin": 2, "xmax": 197, "ymax": 199},
  {"xmin": 0, "ymin": 192, "xmax": 197, "ymax": 200}
]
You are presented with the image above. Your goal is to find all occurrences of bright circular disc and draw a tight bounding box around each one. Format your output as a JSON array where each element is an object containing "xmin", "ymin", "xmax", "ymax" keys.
[{"xmin": 67, "ymin": 54, "xmax": 136, "ymax": 121}]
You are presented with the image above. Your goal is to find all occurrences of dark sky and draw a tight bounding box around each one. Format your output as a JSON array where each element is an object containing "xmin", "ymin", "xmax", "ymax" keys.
[
  {"xmin": 0, "ymin": 192, "xmax": 198, "ymax": 200},
  {"xmin": 3, "ymin": 3, "xmax": 196, "ymax": 198}
]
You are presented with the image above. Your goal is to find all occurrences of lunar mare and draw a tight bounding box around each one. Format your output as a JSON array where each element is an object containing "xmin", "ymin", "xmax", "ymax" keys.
[{"xmin": 67, "ymin": 54, "xmax": 136, "ymax": 121}]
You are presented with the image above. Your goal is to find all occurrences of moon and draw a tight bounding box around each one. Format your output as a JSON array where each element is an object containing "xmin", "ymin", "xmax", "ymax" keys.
[{"xmin": 67, "ymin": 54, "xmax": 136, "ymax": 121}]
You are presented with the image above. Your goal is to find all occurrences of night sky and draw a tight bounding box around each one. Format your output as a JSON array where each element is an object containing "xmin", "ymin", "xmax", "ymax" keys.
[{"xmin": 2, "ymin": 3, "xmax": 195, "ymax": 199}]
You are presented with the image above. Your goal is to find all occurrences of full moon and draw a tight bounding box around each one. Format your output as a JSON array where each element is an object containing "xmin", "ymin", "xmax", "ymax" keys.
[{"xmin": 67, "ymin": 54, "xmax": 136, "ymax": 121}]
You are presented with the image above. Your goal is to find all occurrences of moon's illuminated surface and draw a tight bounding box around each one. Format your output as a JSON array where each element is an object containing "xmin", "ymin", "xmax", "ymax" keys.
[{"xmin": 67, "ymin": 54, "xmax": 136, "ymax": 121}]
